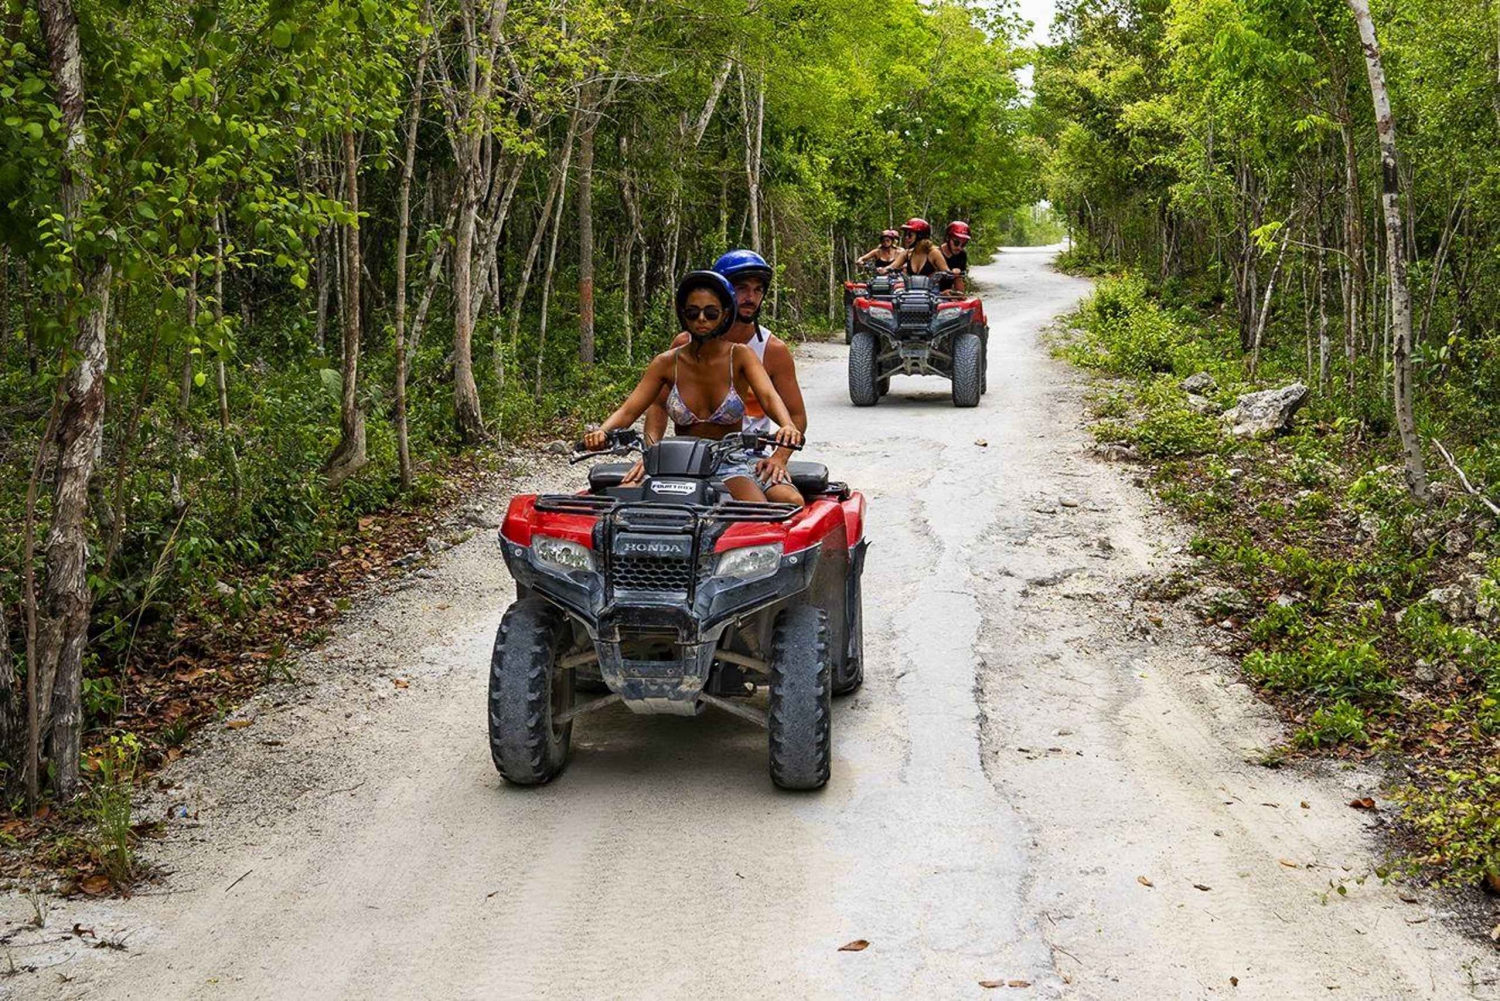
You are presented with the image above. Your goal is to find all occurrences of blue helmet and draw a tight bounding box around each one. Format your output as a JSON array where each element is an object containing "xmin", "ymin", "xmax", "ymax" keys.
[
  {"xmin": 712, "ymin": 249, "xmax": 774, "ymax": 287},
  {"xmin": 675, "ymin": 270, "xmax": 737, "ymax": 340}
]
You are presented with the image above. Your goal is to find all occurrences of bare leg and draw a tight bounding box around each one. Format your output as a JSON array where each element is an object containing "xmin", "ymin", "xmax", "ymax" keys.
[
  {"xmin": 764, "ymin": 483, "xmax": 804, "ymax": 507},
  {"xmin": 723, "ymin": 475, "xmax": 769, "ymax": 503}
]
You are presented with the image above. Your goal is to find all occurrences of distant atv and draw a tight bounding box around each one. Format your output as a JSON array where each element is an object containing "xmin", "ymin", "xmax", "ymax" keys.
[
  {"xmin": 847, "ymin": 275, "xmax": 988, "ymax": 407},
  {"xmin": 492, "ymin": 430, "xmax": 868, "ymax": 790},
  {"xmin": 841, "ymin": 267, "xmax": 903, "ymax": 344}
]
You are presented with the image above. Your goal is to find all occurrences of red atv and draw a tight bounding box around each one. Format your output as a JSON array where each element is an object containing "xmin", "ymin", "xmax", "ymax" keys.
[
  {"xmin": 842, "ymin": 266, "xmax": 904, "ymax": 344},
  {"xmin": 493, "ymin": 430, "xmax": 868, "ymax": 790},
  {"xmin": 847, "ymin": 275, "xmax": 988, "ymax": 407}
]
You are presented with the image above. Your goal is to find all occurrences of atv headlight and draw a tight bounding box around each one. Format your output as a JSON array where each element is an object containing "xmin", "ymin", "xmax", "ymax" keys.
[
  {"xmin": 715, "ymin": 543, "xmax": 783, "ymax": 581},
  {"xmin": 533, "ymin": 535, "xmax": 594, "ymax": 573}
]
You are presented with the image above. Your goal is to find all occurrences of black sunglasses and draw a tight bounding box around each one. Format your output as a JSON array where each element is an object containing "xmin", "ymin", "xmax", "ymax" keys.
[{"xmin": 682, "ymin": 305, "xmax": 723, "ymax": 321}]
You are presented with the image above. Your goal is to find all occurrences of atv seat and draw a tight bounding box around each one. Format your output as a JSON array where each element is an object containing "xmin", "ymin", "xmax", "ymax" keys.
[{"xmin": 588, "ymin": 460, "xmax": 830, "ymax": 496}]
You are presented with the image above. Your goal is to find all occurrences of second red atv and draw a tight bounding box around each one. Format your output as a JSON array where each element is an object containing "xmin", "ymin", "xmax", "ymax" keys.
[
  {"xmin": 847, "ymin": 275, "xmax": 988, "ymax": 407},
  {"xmin": 493, "ymin": 430, "xmax": 868, "ymax": 790}
]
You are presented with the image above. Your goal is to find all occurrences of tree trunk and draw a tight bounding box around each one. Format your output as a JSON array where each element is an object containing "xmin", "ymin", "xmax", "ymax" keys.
[
  {"xmin": 1348, "ymin": 0, "xmax": 1428, "ymax": 502},
  {"xmin": 35, "ymin": 0, "xmax": 112, "ymax": 800},
  {"xmin": 738, "ymin": 64, "xmax": 765, "ymax": 253},
  {"xmin": 451, "ymin": 173, "xmax": 486, "ymax": 441},
  {"xmin": 577, "ymin": 89, "xmax": 598, "ymax": 367},
  {"xmin": 314, "ymin": 225, "xmax": 331, "ymax": 353},
  {"xmin": 534, "ymin": 161, "xmax": 570, "ymax": 400},
  {"xmin": 326, "ymin": 125, "xmax": 367, "ymax": 488},
  {"xmin": 1338, "ymin": 118, "xmax": 1364, "ymax": 392},
  {"xmin": 393, "ymin": 45, "xmax": 429, "ymax": 491},
  {"xmin": 212, "ymin": 213, "xmax": 242, "ymax": 513}
]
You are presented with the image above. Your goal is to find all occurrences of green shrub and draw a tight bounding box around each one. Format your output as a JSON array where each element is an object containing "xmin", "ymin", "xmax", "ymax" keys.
[
  {"xmin": 1399, "ymin": 767, "xmax": 1500, "ymax": 887},
  {"xmin": 1244, "ymin": 636, "xmax": 1395, "ymax": 702},
  {"xmin": 1296, "ymin": 699, "xmax": 1371, "ymax": 748}
]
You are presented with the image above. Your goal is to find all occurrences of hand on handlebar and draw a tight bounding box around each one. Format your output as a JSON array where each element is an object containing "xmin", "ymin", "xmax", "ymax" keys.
[
  {"xmin": 772, "ymin": 426, "xmax": 803, "ymax": 449},
  {"xmin": 582, "ymin": 429, "xmax": 609, "ymax": 451}
]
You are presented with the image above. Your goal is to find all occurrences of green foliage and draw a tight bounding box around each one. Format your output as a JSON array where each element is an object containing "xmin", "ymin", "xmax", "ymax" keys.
[
  {"xmin": 1296, "ymin": 700, "xmax": 1371, "ymax": 749},
  {"xmin": 1400, "ymin": 768, "xmax": 1500, "ymax": 887},
  {"xmin": 1243, "ymin": 636, "xmax": 1394, "ymax": 702},
  {"xmin": 87, "ymin": 734, "xmax": 142, "ymax": 885}
]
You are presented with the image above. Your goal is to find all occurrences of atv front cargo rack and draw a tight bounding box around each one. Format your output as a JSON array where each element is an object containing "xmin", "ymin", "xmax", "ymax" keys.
[{"xmin": 535, "ymin": 494, "xmax": 798, "ymax": 523}]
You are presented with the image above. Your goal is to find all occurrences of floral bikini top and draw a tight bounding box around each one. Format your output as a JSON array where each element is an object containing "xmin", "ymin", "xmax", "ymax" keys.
[{"xmin": 666, "ymin": 345, "xmax": 746, "ymax": 427}]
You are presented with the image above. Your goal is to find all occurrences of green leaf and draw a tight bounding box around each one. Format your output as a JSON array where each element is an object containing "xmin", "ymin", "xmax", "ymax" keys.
[
  {"xmin": 193, "ymin": 371, "xmax": 207, "ymax": 388},
  {"xmin": 24, "ymin": 122, "xmax": 42, "ymax": 140},
  {"xmin": 271, "ymin": 21, "xmax": 293, "ymax": 49}
]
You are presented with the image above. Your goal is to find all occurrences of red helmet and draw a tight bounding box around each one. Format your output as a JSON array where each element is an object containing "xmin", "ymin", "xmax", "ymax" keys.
[
  {"xmin": 880, "ymin": 229, "xmax": 899, "ymax": 240},
  {"xmin": 946, "ymin": 221, "xmax": 971, "ymax": 242},
  {"xmin": 900, "ymin": 217, "xmax": 931, "ymax": 239}
]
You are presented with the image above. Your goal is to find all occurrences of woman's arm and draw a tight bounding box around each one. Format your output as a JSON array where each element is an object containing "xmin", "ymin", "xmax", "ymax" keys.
[
  {"xmin": 882, "ymin": 248, "xmax": 908, "ymax": 273},
  {"xmin": 930, "ymin": 247, "xmax": 951, "ymax": 272},
  {"xmin": 736, "ymin": 347, "xmax": 803, "ymax": 447},
  {"xmin": 584, "ymin": 352, "xmax": 673, "ymax": 449},
  {"xmin": 855, "ymin": 247, "xmax": 880, "ymax": 264}
]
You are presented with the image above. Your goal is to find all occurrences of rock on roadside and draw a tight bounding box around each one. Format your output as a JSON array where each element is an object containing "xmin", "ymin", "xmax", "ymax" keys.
[
  {"xmin": 1181, "ymin": 371, "xmax": 1217, "ymax": 395},
  {"xmin": 1221, "ymin": 382, "xmax": 1308, "ymax": 437}
]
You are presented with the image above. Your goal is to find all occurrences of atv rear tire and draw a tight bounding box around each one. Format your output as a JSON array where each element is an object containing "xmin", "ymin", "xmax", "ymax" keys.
[
  {"xmin": 489, "ymin": 599, "xmax": 575, "ymax": 785},
  {"xmin": 849, "ymin": 332, "xmax": 879, "ymax": 407},
  {"xmin": 833, "ymin": 574, "xmax": 864, "ymax": 696},
  {"xmin": 768, "ymin": 605, "xmax": 833, "ymax": 790},
  {"xmin": 951, "ymin": 332, "xmax": 982, "ymax": 408}
]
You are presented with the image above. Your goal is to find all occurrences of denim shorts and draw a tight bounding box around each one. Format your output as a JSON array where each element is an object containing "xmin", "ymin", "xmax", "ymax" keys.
[{"xmin": 716, "ymin": 449, "xmax": 771, "ymax": 490}]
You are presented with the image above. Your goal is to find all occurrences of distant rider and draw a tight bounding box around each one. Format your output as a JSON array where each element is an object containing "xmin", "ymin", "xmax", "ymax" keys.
[
  {"xmin": 586, "ymin": 271, "xmax": 803, "ymax": 506},
  {"xmin": 939, "ymin": 221, "xmax": 971, "ymax": 293},
  {"xmin": 856, "ymin": 229, "xmax": 902, "ymax": 271}
]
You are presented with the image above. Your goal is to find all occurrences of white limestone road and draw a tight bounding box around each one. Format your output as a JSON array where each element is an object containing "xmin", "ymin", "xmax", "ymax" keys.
[{"xmin": 5, "ymin": 247, "xmax": 1496, "ymax": 1000}]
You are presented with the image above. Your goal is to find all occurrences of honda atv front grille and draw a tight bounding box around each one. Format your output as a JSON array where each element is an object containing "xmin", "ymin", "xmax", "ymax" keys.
[{"xmin": 612, "ymin": 553, "xmax": 697, "ymax": 592}]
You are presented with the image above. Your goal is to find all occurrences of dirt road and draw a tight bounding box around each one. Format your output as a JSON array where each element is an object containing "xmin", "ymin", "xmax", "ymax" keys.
[{"xmin": 7, "ymin": 247, "xmax": 1496, "ymax": 1000}]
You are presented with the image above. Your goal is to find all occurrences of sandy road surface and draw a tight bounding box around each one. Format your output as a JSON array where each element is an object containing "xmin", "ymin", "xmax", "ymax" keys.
[{"xmin": 5, "ymin": 247, "xmax": 1497, "ymax": 1000}]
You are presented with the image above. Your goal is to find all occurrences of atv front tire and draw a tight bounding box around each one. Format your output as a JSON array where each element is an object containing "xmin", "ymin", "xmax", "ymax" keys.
[
  {"xmin": 951, "ymin": 332, "xmax": 982, "ymax": 408},
  {"xmin": 849, "ymin": 332, "xmax": 880, "ymax": 407},
  {"xmin": 844, "ymin": 306, "xmax": 855, "ymax": 345},
  {"xmin": 768, "ymin": 605, "xmax": 833, "ymax": 790},
  {"xmin": 489, "ymin": 599, "xmax": 575, "ymax": 785}
]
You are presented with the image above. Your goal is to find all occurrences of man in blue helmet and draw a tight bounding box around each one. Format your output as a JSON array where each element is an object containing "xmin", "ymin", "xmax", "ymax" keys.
[{"xmin": 633, "ymin": 250, "xmax": 808, "ymax": 499}]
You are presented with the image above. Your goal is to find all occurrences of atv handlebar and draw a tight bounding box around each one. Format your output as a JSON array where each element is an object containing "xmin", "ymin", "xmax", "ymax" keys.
[{"xmin": 570, "ymin": 428, "xmax": 802, "ymax": 464}]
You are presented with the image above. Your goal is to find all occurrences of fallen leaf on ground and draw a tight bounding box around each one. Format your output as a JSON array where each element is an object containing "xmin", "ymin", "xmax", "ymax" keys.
[
  {"xmin": 975, "ymin": 438, "xmax": 989, "ymax": 447},
  {"xmin": 225, "ymin": 719, "xmax": 253, "ymax": 729},
  {"xmin": 1007, "ymin": 981, "xmax": 1031, "ymax": 988},
  {"xmin": 1348, "ymin": 797, "xmax": 1376, "ymax": 811},
  {"xmin": 79, "ymin": 874, "xmax": 111, "ymax": 896},
  {"xmin": 1137, "ymin": 875, "xmax": 1154, "ymax": 887},
  {"xmin": 71, "ymin": 924, "xmax": 95, "ymax": 938},
  {"xmin": 1193, "ymin": 883, "xmax": 1212, "ymax": 891},
  {"xmin": 1278, "ymin": 858, "xmax": 1300, "ymax": 868},
  {"xmin": 838, "ymin": 939, "xmax": 869, "ymax": 952},
  {"xmin": 393, "ymin": 678, "xmax": 409, "ymax": 689},
  {"xmin": 1230, "ymin": 976, "xmax": 1239, "ymax": 987},
  {"xmin": 979, "ymin": 982, "xmax": 1004, "ymax": 989},
  {"xmin": 1300, "ymin": 801, "xmax": 1310, "ymax": 809},
  {"xmin": 1399, "ymin": 893, "xmax": 1419, "ymax": 903}
]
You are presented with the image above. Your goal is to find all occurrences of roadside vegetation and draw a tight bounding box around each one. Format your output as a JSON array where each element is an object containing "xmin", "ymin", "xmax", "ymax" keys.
[
  {"xmin": 1061, "ymin": 275, "xmax": 1500, "ymax": 891},
  {"xmin": 1036, "ymin": 0, "xmax": 1500, "ymax": 893}
]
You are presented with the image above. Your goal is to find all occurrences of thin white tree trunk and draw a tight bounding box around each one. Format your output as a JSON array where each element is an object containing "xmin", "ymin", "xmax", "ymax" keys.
[{"xmin": 1349, "ymin": 0, "xmax": 1428, "ymax": 501}]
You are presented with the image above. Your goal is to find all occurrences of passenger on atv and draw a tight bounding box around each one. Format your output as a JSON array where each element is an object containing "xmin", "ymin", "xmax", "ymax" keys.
[
  {"xmin": 855, "ymin": 229, "xmax": 901, "ymax": 271},
  {"xmin": 583, "ymin": 270, "xmax": 804, "ymax": 506},
  {"xmin": 939, "ymin": 221, "xmax": 972, "ymax": 293}
]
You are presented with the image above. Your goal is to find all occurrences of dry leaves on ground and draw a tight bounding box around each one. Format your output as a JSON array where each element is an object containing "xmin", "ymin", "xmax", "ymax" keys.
[{"xmin": 838, "ymin": 939, "xmax": 869, "ymax": 952}]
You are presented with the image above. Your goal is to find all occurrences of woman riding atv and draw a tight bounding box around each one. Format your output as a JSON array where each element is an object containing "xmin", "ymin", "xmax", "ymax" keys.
[
  {"xmin": 888, "ymin": 217, "xmax": 951, "ymax": 280},
  {"xmin": 583, "ymin": 271, "xmax": 805, "ymax": 506},
  {"xmin": 855, "ymin": 229, "xmax": 901, "ymax": 270}
]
